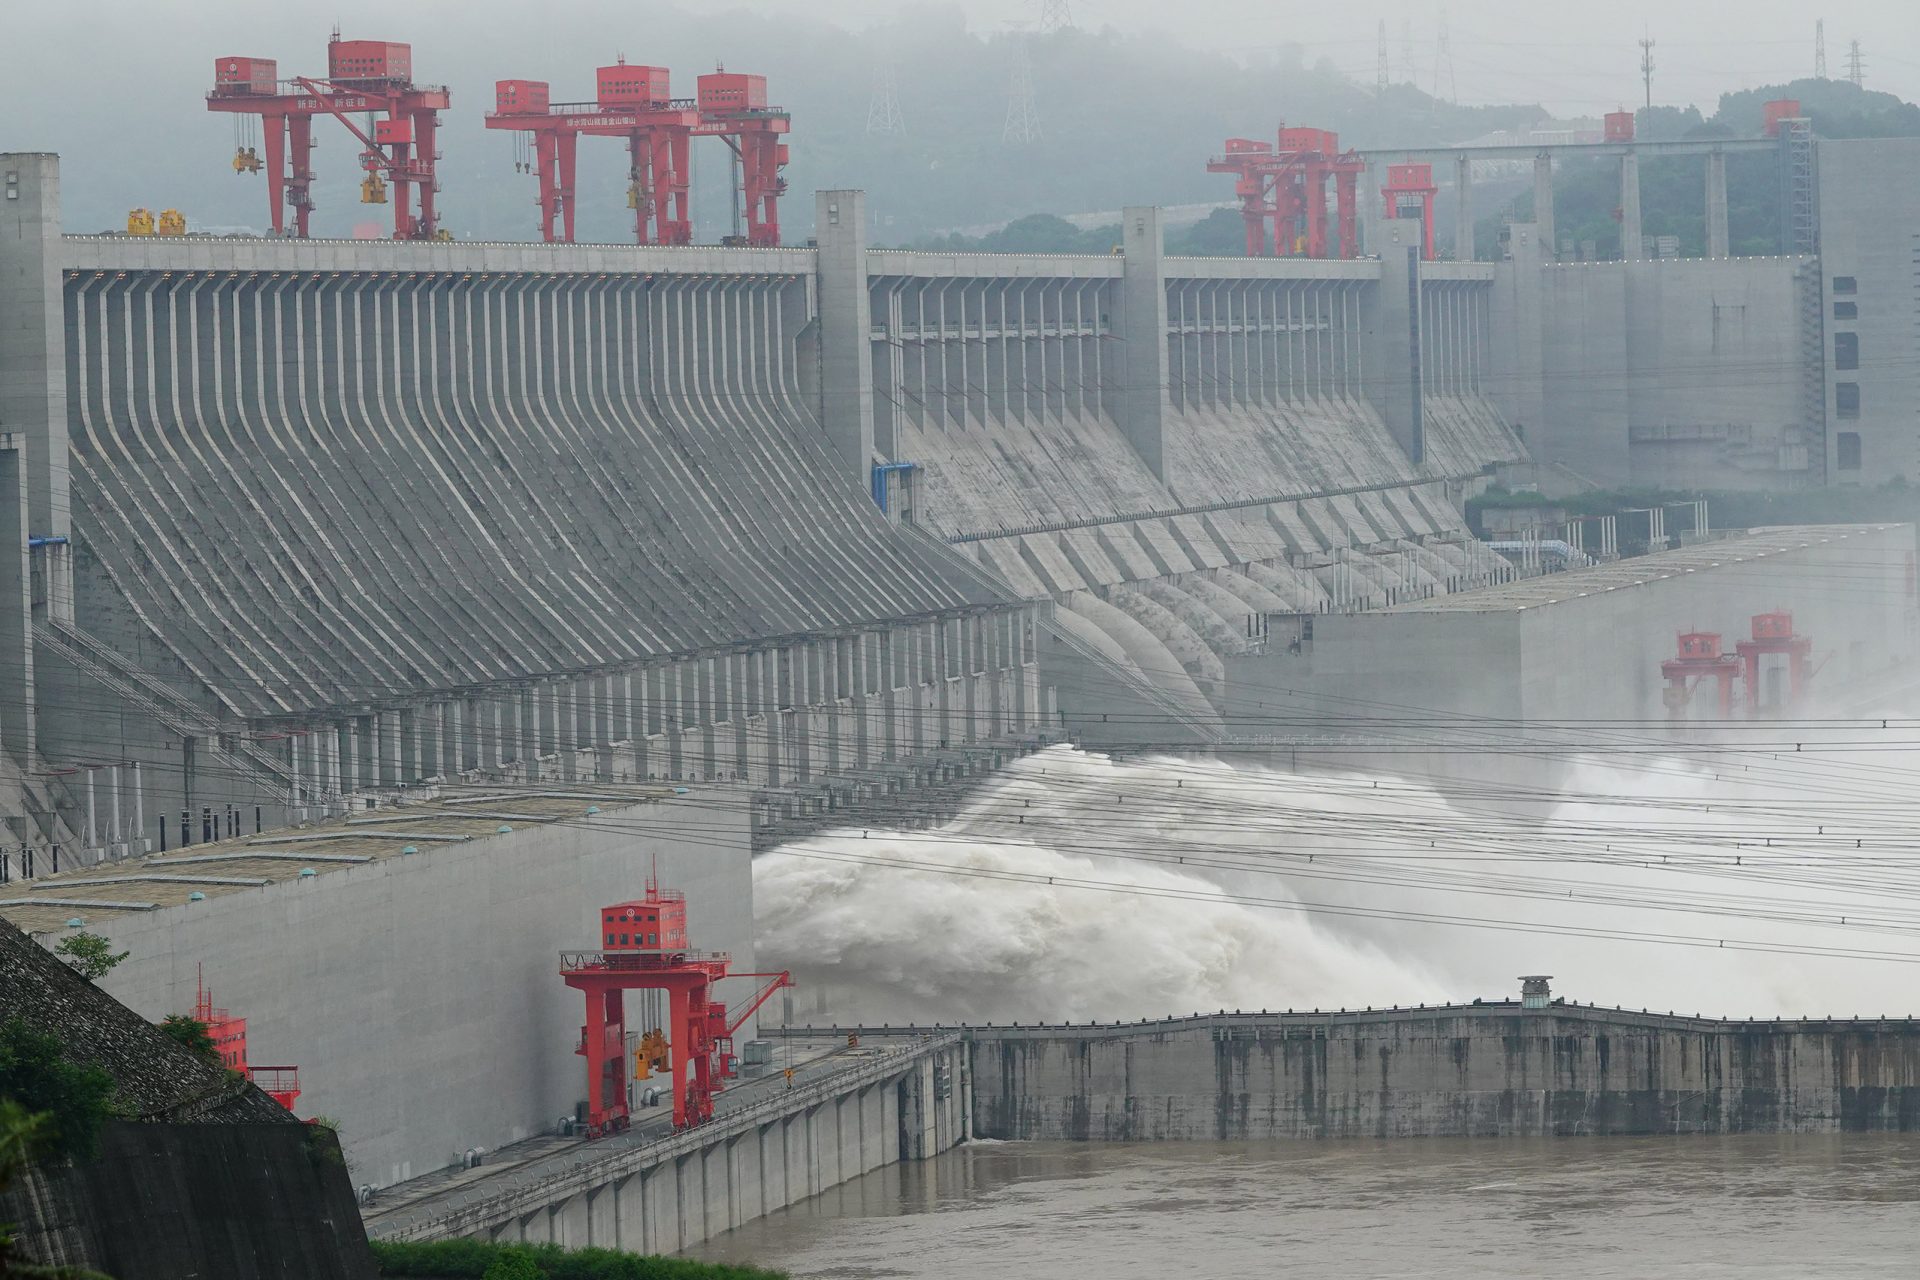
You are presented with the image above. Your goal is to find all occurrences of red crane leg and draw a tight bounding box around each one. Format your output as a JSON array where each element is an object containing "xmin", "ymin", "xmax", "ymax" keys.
[
  {"xmin": 262, "ymin": 112, "xmax": 288, "ymax": 237},
  {"xmin": 1335, "ymin": 171, "xmax": 1358, "ymax": 258},
  {"xmin": 1305, "ymin": 172, "xmax": 1328, "ymax": 259},
  {"xmin": 288, "ymin": 114, "xmax": 313, "ymax": 239},
  {"xmin": 390, "ymin": 125, "xmax": 415, "ymax": 239},
  {"xmin": 416, "ymin": 108, "xmax": 439, "ymax": 237},
  {"xmin": 557, "ymin": 130, "xmax": 579, "ymax": 243},
  {"xmin": 637, "ymin": 132, "xmax": 660, "ymax": 245},
  {"xmin": 534, "ymin": 131, "xmax": 559, "ymax": 242},
  {"xmin": 660, "ymin": 129, "xmax": 692, "ymax": 244}
]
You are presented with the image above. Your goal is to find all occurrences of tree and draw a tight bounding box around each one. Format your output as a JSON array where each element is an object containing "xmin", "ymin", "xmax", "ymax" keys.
[
  {"xmin": 0, "ymin": 1019, "xmax": 117, "ymax": 1163},
  {"xmin": 157, "ymin": 1015, "xmax": 218, "ymax": 1063},
  {"xmin": 52, "ymin": 934, "xmax": 127, "ymax": 984},
  {"xmin": 481, "ymin": 1248, "xmax": 544, "ymax": 1280}
]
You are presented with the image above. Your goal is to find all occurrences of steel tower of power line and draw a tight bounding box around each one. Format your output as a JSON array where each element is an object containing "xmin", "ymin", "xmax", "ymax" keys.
[
  {"xmin": 1815, "ymin": 19, "xmax": 1827, "ymax": 79},
  {"xmin": 866, "ymin": 62, "xmax": 905, "ymax": 136},
  {"xmin": 1639, "ymin": 34, "xmax": 1656, "ymax": 109},
  {"xmin": 1377, "ymin": 20, "xmax": 1390, "ymax": 94},
  {"xmin": 1846, "ymin": 39, "xmax": 1865, "ymax": 88},
  {"xmin": 1433, "ymin": 10, "xmax": 1456, "ymax": 103},
  {"xmin": 1037, "ymin": 0, "xmax": 1074, "ymax": 33},
  {"xmin": 1400, "ymin": 18, "xmax": 1414, "ymax": 85},
  {"xmin": 1004, "ymin": 34, "xmax": 1042, "ymax": 144}
]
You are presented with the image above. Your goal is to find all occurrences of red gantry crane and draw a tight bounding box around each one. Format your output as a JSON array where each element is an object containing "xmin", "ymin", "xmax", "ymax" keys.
[
  {"xmin": 208, "ymin": 32, "xmax": 448, "ymax": 239},
  {"xmin": 560, "ymin": 879, "xmax": 791, "ymax": 1135},
  {"xmin": 1208, "ymin": 125, "xmax": 1366, "ymax": 259},
  {"xmin": 486, "ymin": 61, "xmax": 791, "ymax": 246},
  {"xmin": 486, "ymin": 64, "xmax": 699, "ymax": 245}
]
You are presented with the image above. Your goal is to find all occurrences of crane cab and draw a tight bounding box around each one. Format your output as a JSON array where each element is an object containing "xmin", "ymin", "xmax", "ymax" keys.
[{"xmin": 601, "ymin": 888, "xmax": 688, "ymax": 952}]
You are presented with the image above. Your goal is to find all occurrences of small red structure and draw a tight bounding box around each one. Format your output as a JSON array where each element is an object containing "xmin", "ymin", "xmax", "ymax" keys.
[
  {"xmin": 486, "ymin": 60, "xmax": 791, "ymax": 246},
  {"xmin": 191, "ymin": 972, "xmax": 301, "ymax": 1112},
  {"xmin": 1209, "ymin": 125, "xmax": 1365, "ymax": 259},
  {"xmin": 1381, "ymin": 162, "xmax": 1438, "ymax": 260},
  {"xmin": 1734, "ymin": 611, "xmax": 1815, "ymax": 712},
  {"xmin": 207, "ymin": 32, "xmax": 448, "ymax": 239},
  {"xmin": 1763, "ymin": 99, "xmax": 1803, "ymax": 138},
  {"xmin": 193, "ymin": 973, "xmax": 248, "ymax": 1071},
  {"xmin": 1603, "ymin": 110, "xmax": 1636, "ymax": 143},
  {"xmin": 1661, "ymin": 630, "xmax": 1741, "ymax": 719},
  {"xmin": 561, "ymin": 880, "xmax": 790, "ymax": 1135}
]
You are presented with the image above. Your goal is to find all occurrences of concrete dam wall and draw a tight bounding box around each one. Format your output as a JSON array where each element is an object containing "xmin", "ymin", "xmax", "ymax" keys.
[{"xmin": 962, "ymin": 1006, "xmax": 1920, "ymax": 1140}]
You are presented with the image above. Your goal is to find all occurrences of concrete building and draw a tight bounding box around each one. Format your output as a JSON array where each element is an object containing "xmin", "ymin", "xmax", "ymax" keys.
[{"xmin": 1226, "ymin": 524, "xmax": 1916, "ymax": 728}]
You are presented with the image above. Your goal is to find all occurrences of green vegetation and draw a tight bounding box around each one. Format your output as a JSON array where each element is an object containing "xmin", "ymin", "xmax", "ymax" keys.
[
  {"xmin": 52, "ymin": 934, "xmax": 127, "ymax": 984},
  {"xmin": 156, "ymin": 1015, "xmax": 218, "ymax": 1063},
  {"xmin": 0, "ymin": 1020, "xmax": 117, "ymax": 1163},
  {"xmin": 0, "ymin": 1100, "xmax": 116, "ymax": 1279},
  {"xmin": 907, "ymin": 207, "xmax": 1248, "ymax": 257},
  {"xmin": 369, "ymin": 1240, "xmax": 787, "ymax": 1280}
]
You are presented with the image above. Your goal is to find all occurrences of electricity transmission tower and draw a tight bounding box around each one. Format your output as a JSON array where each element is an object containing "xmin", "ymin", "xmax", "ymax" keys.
[
  {"xmin": 1814, "ymin": 19, "xmax": 1827, "ymax": 79},
  {"xmin": 1400, "ymin": 18, "xmax": 1414, "ymax": 87},
  {"xmin": 1037, "ymin": 0, "xmax": 1074, "ymax": 34},
  {"xmin": 1377, "ymin": 20, "xmax": 1389, "ymax": 94},
  {"xmin": 1639, "ymin": 34, "xmax": 1656, "ymax": 109},
  {"xmin": 1433, "ymin": 9, "xmax": 1456, "ymax": 103},
  {"xmin": 1004, "ymin": 35, "xmax": 1042, "ymax": 144},
  {"xmin": 1846, "ymin": 39, "xmax": 1865, "ymax": 88},
  {"xmin": 866, "ymin": 62, "xmax": 906, "ymax": 136}
]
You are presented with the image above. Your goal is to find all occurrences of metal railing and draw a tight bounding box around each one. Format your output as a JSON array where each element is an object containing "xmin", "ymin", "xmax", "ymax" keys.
[{"xmin": 367, "ymin": 1033, "xmax": 957, "ymax": 1242}]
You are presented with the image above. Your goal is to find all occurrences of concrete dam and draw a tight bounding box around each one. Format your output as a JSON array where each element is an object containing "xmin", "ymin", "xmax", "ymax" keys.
[
  {"xmin": 5, "ymin": 123, "xmax": 1920, "ymax": 1256},
  {"xmin": 2, "ymin": 157, "xmax": 1543, "ymax": 865}
]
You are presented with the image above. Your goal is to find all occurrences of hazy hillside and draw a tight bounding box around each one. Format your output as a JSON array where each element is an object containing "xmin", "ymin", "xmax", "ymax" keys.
[{"xmin": 5, "ymin": 2, "xmax": 1536, "ymax": 242}]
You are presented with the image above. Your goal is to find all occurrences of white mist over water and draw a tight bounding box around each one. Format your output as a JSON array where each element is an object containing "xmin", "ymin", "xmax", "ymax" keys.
[{"xmin": 754, "ymin": 745, "xmax": 1920, "ymax": 1024}]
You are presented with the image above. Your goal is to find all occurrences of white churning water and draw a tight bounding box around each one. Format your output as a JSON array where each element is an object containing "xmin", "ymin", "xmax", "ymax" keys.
[{"xmin": 754, "ymin": 744, "xmax": 1920, "ymax": 1024}]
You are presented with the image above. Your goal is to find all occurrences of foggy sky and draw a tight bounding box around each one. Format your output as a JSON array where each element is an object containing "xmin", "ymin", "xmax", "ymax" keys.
[
  {"xmin": 6, "ymin": 0, "xmax": 1916, "ymax": 119},
  {"xmin": 740, "ymin": 0, "xmax": 1920, "ymax": 111},
  {"xmin": 4, "ymin": 0, "xmax": 1916, "ymax": 236}
]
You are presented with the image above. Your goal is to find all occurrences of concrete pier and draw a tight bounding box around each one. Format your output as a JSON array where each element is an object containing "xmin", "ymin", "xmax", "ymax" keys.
[
  {"xmin": 786, "ymin": 1004, "xmax": 1920, "ymax": 1142},
  {"xmin": 367, "ymin": 1036, "xmax": 968, "ymax": 1253}
]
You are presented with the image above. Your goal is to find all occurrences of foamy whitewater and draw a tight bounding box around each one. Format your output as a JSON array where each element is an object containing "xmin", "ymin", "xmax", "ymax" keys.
[{"xmin": 754, "ymin": 745, "xmax": 1920, "ymax": 1023}]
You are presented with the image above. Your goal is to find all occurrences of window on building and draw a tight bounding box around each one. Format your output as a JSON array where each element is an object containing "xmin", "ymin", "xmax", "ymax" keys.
[
  {"xmin": 1837, "ymin": 432, "xmax": 1862, "ymax": 471},
  {"xmin": 1835, "ymin": 332, "xmax": 1859, "ymax": 370},
  {"xmin": 1837, "ymin": 383, "xmax": 1861, "ymax": 419},
  {"xmin": 1834, "ymin": 301, "xmax": 1858, "ymax": 320},
  {"xmin": 1832, "ymin": 276, "xmax": 1858, "ymax": 294}
]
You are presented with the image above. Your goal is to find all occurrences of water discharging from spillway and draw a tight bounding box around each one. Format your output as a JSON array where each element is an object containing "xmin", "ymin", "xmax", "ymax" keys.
[{"xmin": 754, "ymin": 744, "xmax": 1920, "ymax": 1023}]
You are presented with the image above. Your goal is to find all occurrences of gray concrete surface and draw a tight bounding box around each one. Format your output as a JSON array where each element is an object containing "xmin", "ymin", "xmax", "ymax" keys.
[
  {"xmin": 79, "ymin": 790, "xmax": 755, "ymax": 1190},
  {"xmin": 367, "ymin": 1035, "xmax": 967, "ymax": 1253}
]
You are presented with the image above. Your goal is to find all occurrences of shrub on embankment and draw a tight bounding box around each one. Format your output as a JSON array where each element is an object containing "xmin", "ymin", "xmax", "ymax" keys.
[{"xmin": 370, "ymin": 1239, "xmax": 787, "ymax": 1280}]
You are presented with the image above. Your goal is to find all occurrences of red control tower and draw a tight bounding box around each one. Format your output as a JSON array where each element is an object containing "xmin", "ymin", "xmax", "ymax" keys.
[
  {"xmin": 561, "ymin": 880, "xmax": 790, "ymax": 1134},
  {"xmin": 192, "ymin": 972, "xmax": 302, "ymax": 1112}
]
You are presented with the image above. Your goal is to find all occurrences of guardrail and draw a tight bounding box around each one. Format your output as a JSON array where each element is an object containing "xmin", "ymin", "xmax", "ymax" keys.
[{"xmin": 368, "ymin": 1033, "xmax": 957, "ymax": 1242}]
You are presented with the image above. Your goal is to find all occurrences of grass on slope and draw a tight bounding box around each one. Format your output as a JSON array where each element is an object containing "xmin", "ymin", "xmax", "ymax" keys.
[{"xmin": 371, "ymin": 1239, "xmax": 786, "ymax": 1280}]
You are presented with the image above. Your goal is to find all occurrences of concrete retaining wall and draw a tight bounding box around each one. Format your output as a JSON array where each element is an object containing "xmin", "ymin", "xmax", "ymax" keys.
[
  {"xmin": 87, "ymin": 791, "xmax": 753, "ymax": 1190},
  {"xmin": 374, "ymin": 1039, "xmax": 968, "ymax": 1255},
  {"xmin": 962, "ymin": 1007, "xmax": 1920, "ymax": 1140}
]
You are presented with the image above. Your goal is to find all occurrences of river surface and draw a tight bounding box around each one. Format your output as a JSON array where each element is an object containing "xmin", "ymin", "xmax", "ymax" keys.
[{"xmin": 684, "ymin": 1137, "xmax": 1920, "ymax": 1278}]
